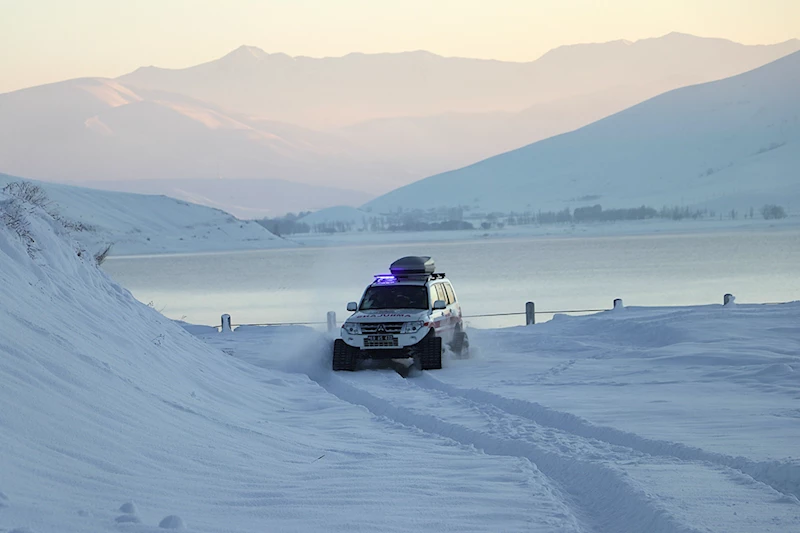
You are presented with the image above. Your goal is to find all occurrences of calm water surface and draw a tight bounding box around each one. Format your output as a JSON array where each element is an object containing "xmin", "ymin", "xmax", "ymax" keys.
[{"xmin": 103, "ymin": 230, "xmax": 800, "ymax": 328}]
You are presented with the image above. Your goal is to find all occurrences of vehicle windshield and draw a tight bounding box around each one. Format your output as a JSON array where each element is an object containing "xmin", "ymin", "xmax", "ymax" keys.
[{"xmin": 359, "ymin": 285, "xmax": 429, "ymax": 310}]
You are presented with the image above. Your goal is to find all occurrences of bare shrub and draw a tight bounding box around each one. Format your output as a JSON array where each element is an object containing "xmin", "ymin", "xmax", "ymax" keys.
[
  {"xmin": 51, "ymin": 213, "xmax": 96, "ymax": 232},
  {"xmin": 2, "ymin": 181, "xmax": 50, "ymax": 208},
  {"xmin": 0, "ymin": 200, "xmax": 37, "ymax": 257},
  {"xmin": 2, "ymin": 181, "xmax": 46, "ymax": 257},
  {"xmin": 4, "ymin": 180, "xmax": 97, "ymax": 231},
  {"xmin": 94, "ymin": 244, "xmax": 113, "ymax": 265}
]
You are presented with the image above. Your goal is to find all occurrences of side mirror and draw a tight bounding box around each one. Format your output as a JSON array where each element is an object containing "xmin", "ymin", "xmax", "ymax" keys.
[
  {"xmin": 433, "ymin": 300, "xmax": 447, "ymax": 310},
  {"xmin": 346, "ymin": 302, "xmax": 358, "ymax": 312}
]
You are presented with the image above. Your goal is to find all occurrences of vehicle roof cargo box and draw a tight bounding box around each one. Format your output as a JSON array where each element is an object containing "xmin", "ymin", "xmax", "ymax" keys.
[{"xmin": 390, "ymin": 256, "xmax": 435, "ymax": 277}]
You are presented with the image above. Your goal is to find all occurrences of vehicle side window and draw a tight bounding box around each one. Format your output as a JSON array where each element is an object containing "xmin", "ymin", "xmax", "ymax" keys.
[
  {"xmin": 439, "ymin": 283, "xmax": 451, "ymax": 305},
  {"xmin": 444, "ymin": 283, "xmax": 456, "ymax": 304},
  {"xmin": 433, "ymin": 283, "xmax": 446, "ymax": 304}
]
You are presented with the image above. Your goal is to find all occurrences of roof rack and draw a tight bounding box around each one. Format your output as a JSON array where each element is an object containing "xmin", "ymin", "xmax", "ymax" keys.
[{"xmin": 372, "ymin": 272, "xmax": 446, "ymax": 283}]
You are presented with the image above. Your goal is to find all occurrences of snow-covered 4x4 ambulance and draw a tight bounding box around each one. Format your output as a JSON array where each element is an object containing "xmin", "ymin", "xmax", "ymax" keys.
[{"xmin": 333, "ymin": 256, "xmax": 468, "ymax": 371}]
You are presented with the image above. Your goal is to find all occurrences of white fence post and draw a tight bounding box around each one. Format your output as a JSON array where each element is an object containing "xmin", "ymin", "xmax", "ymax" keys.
[
  {"xmin": 327, "ymin": 311, "xmax": 337, "ymax": 333},
  {"xmin": 221, "ymin": 314, "xmax": 232, "ymax": 333},
  {"xmin": 525, "ymin": 301, "xmax": 535, "ymax": 325}
]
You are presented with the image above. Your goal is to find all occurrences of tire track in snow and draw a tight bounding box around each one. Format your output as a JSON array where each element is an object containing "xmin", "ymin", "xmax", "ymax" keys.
[
  {"xmin": 311, "ymin": 371, "xmax": 703, "ymax": 533},
  {"xmin": 414, "ymin": 373, "xmax": 800, "ymax": 502}
]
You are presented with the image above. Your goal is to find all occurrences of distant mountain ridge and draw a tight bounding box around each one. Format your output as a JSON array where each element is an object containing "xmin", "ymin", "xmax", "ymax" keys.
[
  {"xmin": 118, "ymin": 33, "xmax": 800, "ymax": 129},
  {"xmin": 1, "ymin": 33, "xmax": 798, "ymax": 215},
  {"xmin": 363, "ymin": 51, "xmax": 800, "ymax": 215}
]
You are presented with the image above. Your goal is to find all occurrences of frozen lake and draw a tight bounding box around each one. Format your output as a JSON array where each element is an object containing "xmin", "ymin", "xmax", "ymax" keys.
[{"xmin": 103, "ymin": 229, "xmax": 800, "ymax": 328}]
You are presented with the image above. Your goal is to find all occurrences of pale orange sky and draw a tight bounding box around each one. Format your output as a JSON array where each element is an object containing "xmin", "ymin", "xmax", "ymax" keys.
[{"xmin": 1, "ymin": 0, "xmax": 798, "ymax": 93}]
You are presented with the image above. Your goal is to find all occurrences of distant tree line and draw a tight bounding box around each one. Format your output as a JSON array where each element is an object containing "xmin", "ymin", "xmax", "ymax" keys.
[
  {"xmin": 490, "ymin": 203, "xmax": 788, "ymax": 228},
  {"xmin": 258, "ymin": 202, "xmax": 789, "ymax": 236},
  {"xmin": 387, "ymin": 220, "xmax": 474, "ymax": 232},
  {"xmin": 502, "ymin": 205, "xmax": 662, "ymax": 226},
  {"xmin": 761, "ymin": 204, "xmax": 787, "ymax": 220},
  {"xmin": 255, "ymin": 212, "xmax": 311, "ymax": 236},
  {"xmin": 574, "ymin": 204, "xmax": 659, "ymax": 222},
  {"xmin": 311, "ymin": 221, "xmax": 356, "ymax": 234},
  {"xmin": 257, "ymin": 212, "xmax": 387, "ymax": 235},
  {"xmin": 656, "ymin": 206, "xmax": 709, "ymax": 221}
]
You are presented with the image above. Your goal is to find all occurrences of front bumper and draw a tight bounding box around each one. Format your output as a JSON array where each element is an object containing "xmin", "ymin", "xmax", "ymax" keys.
[{"xmin": 341, "ymin": 327, "xmax": 431, "ymax": 351}]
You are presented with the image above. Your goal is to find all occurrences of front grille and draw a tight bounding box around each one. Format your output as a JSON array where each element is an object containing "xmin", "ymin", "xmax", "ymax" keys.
[
  {"xmin": 361, "ymin": 323, "xmax": 404, "ymax": 334},
  {"xmin": 364, "ymin": 337, "xmax": 399, "ymax": 347}
]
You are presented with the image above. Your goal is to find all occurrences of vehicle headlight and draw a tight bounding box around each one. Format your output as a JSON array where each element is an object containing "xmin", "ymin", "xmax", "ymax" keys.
[
  {"xmin": 401, "ymin": 321, "xmax": 425, "ymax": 333},
  {"xmin": 342, "ymin": 322, "xmax": 361, "ymax": 334}
]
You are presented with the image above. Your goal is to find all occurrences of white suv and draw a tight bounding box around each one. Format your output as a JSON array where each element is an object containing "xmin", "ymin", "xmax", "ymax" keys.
[{"xmin": 333, "ymin": 256, "xmax": 468, "ymax": 371}]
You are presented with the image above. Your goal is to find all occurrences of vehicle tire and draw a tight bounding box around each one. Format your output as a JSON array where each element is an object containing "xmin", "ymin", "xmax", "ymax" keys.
[
  {"xmin": 419, "ymin": 334, "xmax": 442, "ymax": 370},
  {"xmin": 332, "ymin": 339, "xmax": 358, "ymax": 371},
  {"xmin": 450, "ymin": 330, "xmax": 470, "ymax": 358}
]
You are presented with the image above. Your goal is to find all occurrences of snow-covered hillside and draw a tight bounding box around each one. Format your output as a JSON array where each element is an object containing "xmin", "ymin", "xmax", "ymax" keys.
[
  {"xmin": 365, "ymin": 50, "xmax": 800, "ymax": 215},
  {"xmin": 0, "ymin": 174, "xmax": 291, "ymax": 255},
  {"xmin": 2, "ymin": 189, "xmax": 799, "ymax": 532}
]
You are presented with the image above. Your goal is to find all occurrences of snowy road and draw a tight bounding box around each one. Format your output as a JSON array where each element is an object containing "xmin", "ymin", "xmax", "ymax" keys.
[
  {"xmin": 199, "ymin": 305, "xmax": 800, "ymax": 533},
  {"xmin": 325, "ymin": 370, "xmax": 795, "ymax": 533}
]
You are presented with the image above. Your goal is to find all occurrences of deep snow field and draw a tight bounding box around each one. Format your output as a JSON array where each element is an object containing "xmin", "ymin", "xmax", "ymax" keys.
[{"xmin": 2, "ymin": 195, "xmax": 799, "ymax": 533}]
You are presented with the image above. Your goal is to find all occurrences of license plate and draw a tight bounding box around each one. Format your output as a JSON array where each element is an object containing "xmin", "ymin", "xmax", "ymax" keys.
[{"xmin": 367, "ymin": 335, "xmax": 395, "ymax": 342}]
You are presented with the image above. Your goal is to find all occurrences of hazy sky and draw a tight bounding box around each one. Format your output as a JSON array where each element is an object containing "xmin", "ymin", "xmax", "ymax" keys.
[{"xmin": 1, "ymin": 0, "xmax": 798, "ymax": 93}]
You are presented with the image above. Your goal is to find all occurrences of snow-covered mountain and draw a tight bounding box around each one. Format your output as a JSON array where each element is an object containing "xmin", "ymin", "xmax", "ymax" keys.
[
  {"xmin": 0, "ymin": 174, "xmax": 292, "ymax": 255},
  {"xmin": 0, "ymin": 78, "xmax": 394, "ymax": 198},
  {"xmin": 2, "ymin": 34, "xmax": 797, "ymax": 208},
  {"xmin": 120, "ymin": 34, "xmax": 800, "ymax": 186},
  {"xmin": 335, "ymin": 85, "xmax": 664, "ymax": 180},
  {"xmin": 364, "ymin": 50, "xmax": 800, "ymax": 214},
  {"xmin": 336, "ymin": 34, "xmax": 800, "ymax": 177},
  {"xmin": 119, "ymin": 34, "xmax": 800, "ymax": 129}
]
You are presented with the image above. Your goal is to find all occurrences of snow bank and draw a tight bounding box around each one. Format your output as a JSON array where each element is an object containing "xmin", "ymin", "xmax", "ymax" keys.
[{"xmin": 0, "ymin": 174, "xmax": 294, "ymax": 256}]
